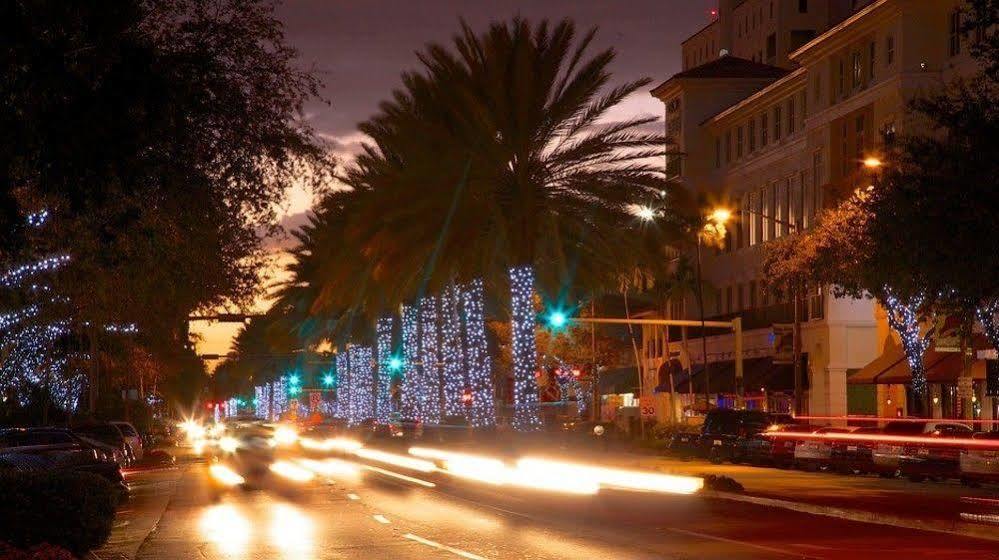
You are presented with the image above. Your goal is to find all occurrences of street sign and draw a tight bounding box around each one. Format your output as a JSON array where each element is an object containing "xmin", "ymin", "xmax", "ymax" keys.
[{"xmin": 639, "ymin": 396, "xmax": 656, "ymax": 418}]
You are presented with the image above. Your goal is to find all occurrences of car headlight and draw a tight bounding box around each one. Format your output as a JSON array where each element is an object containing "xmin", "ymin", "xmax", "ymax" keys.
[{"xmin": 219, "ymin": 436, "xmax": 240, "ymax": 453}]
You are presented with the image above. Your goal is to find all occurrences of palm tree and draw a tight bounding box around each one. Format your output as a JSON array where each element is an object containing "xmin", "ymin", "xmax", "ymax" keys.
[{"xmin": 307, "ymin": 18, "xmax": 684, "ymax": 428}]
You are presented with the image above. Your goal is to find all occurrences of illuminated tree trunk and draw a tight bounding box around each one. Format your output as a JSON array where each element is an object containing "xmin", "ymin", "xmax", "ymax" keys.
[
  {"xmin": 440, "ymin": 284, "xmax": 466, "ymax": 419},
  {"xmin": 401, "ymin": 303, "xmax": 421, "ymax": 420},
  {"xmin": 420, "ymin": 296, "xmax": 442, "ymax": 424},
  {"xmin": 882, "ymin": 290, "xmax": 930, "ymax": 414},
  {"xmin": 376, "ymin": 316, "xmax": 394, "ymax": 422},
  {"xmin": 462, "ymin": 279, "xmax": 495, "ymax": 426},
  {"xmin": 510, "ymin": 265, "xmax": 542, "ymax": 430}
]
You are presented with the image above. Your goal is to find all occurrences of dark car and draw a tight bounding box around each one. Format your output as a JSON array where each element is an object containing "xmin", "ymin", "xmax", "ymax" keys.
[
  {"xmin": 74, "ymin": 423, "xmax": 134, "ymax": 466},
  {"xmin": 740, "ymin": 423, "xmax": 808, "ymax": 468},
  {"xmin": 829, "ymin": 426, "xmax": 881, "ymax": 474},
  {"xmin": 872, "ymin": 421, "xmax": 971, "ymax": 478},
  {"xmin": 697, "ymin": 409, "xmax": 772, "ymax": 464},
  {"xmin": 960, "ymin": 432, "xmax": 999, "ymax": 486},
  {"xmin": 0, "ymin": 428, "xmax": 129, "ymax": 501},
  {"xmin": 899, "ymin": 423, "xmax": 974, "ymax": 482},
  {"xmin": 667, "ymin": 430, "xmax": 701, "ymax": 460}
]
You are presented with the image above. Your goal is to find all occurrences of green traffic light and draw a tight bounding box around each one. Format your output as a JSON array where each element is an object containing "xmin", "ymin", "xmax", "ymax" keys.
[
  {"xmin": 388, "ymin": 357, "xmax": 403, "ymax": 371},
  {"xmin": 288, "ymin": 374, "xmax": 300, "ymax": 386},
  {"xmin": 547, "ymin": 310, "xmax": 568, "ymax": 329},
  {"xmin": 323, "ymin": 374, "xmax": 335, "ymax": 386}
]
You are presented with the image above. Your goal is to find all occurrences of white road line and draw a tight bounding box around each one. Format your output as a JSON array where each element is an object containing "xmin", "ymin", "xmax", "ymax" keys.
[
  {"xmin": 347, "ymin": 493, "xmax": 360, "ymax": 500},
  {"xmin": 403, "ymin": 533, "xmax": 489, "ymax": 560},
  {"xmin": 373, "ymin": 514, "xmax": 391, "ymax": 524},
  {"xmin": 666, "ymin": 527, "xmax": 820, "ymax": 559},
  {"xmin": 364, "ymin": 465, "xmax": 437, "ymax": 488}
]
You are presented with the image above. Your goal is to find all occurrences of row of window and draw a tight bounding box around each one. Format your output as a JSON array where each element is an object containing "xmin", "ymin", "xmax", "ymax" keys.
[
  {"xmin": 736, "ymin": 1, "xmax": 778, "ymax": 39},
  {"xmin": 686, "ymin": 38, "xmax": 718, "ymax": 69},
  {"xmin": 715, "ymin": 91, "xmax": 807, "ymax": 169},
  {"xmin": 720, "ymin": 280, "xmax": 822, "ymax": 316},
  {"xmin": 721, "ymin": 157, "xmax": 824, "ymax": 253}
]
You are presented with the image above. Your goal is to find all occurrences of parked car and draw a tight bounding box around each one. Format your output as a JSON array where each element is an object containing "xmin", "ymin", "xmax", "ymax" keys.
[
  {"xmin": 386, "ymin": 414, "xmax": 423, "ymax": 440},
  {"xmin": 111, "ymin": 421, "xmax": 143, "ymax": 461},
  {"xmin": 739, "ymin": 423, "xmax": 806, "ymax": 468},
  {"xmin": 829, "ymin": 426, "xmax": 881, "ymax": 474},
  {"xmin": 793, "ymin": 427, "xmax": 856, "ymax": 471},
  {"xmin": 73, "ymin": 423, "xmax": 134, "ymax": 467},
  {"xmin": 697, "ymin": 409, "xmax": 772, "ymax": 464},
  {"xmin": 667, "ymin": 430, "xmax": 701, "ymax": 460},
  {"xmin": 960, "ymin": 432, "xmax": 999, "ymax": 487},
  {"xmin": 0, "ymin": 428, "xmax": 129, "ymax": 501},
  {"xmin": 898, "ymin": 423, "xmax": 975, "ymax": 482},
  {"xmin": 872, "ymin": 421, "xmax": 972, "ymax": 478}
]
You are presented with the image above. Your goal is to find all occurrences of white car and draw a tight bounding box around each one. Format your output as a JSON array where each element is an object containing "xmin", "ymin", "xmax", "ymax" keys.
[
  {"xmin": 111, "ymin": 421, "xmax": 144, "ymax": 462},
  {"xmin": 960, "ymin": 432, "xmax": 999, "ymax": 486}
]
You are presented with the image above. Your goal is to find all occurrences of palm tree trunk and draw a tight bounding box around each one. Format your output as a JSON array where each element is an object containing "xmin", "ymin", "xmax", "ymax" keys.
[{"xmin": 510, "ymin": 265, "xmax": 541, "ymax": 430}]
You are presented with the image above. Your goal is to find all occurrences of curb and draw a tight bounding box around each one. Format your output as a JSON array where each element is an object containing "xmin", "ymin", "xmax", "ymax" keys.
[{"xmin": 709, "ymin": 490, "xmax": 999, "ymax": 543}]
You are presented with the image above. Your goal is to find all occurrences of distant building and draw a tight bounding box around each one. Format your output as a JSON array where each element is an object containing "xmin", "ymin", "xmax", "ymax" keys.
[{"xmin": 647, "ymin": 0, "xmax": 992, "ymax": 423}]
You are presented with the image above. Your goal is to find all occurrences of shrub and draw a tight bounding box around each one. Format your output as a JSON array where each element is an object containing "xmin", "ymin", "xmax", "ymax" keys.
[{"xmin": 0, "ymin": 470, "xmax": 116, "ymax": 556}]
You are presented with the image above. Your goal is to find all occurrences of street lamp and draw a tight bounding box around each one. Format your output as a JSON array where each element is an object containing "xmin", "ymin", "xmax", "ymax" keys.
[
  {"xmin": 862, "ymin": 157, "xmax": 883, "ymax": 169},
  {"xmin": 635, "ymin": 205, "xmax": 657, "ymax": 222}
]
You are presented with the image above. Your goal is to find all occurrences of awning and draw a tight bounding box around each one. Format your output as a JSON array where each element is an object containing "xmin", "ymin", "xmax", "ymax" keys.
[
  {"xmin": 669, "ymin": 357, "xmax": 796, "ymax": 394},
  {"xmin": 851, "ymin": 337, "xmax": 988, "ymax": 385}
]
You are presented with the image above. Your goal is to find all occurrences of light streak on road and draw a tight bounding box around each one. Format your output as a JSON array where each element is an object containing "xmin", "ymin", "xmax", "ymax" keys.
[
  {"xmin": 270, "ymin": 460, "xmax": 315, "ymax": 482},
  {"xmin": 764, "ymin": 431, "xmax": 999, "ymax": 449},
  {"xmin": 363, "ymin": 465, "xmax": 437, "ymax": 488},
  {"xmin": 354, "ymin": 448, "xmax": 437, "ymax": 472},
  {"xmin": 792, "ymin": 415, "xmax": 999, "ymax": 425},
  {"xmin": 372, "ymin": 514, "xmax": 391, "ymax": 524},
  {"xmin": 517, "ymin": 458, "xmax": 703, "ymax": 495},
  {"xmin": 506, "ymin": 459, "xmax": 600, "ymax": 495},
  {"xmin": 271, "ymin": 425, "xmax": 299, "ymax": 446},
  {"xmin": 347, "ymin": 493, "xmax": 360, "ymax": 500},
  {"xmin": 200, "ymin": 504, "xmax": 251, "ymax": 556},
  {"xmin": 409, "ymin": 447, "xmax": 506, "ymax": 485},
  {"xmin": 270, "ymin": 503, "xmax": 314, "ymax": 558},
  {"xmin": 218, "ymin": 436, "xmax": 240, "ymax": 453},
  {"xmin": 296, "ymin": 457, "xmax": 360, "ymax": 478},
  {"xmin": 209, "ymin": 464, "xmax": 246, "ymax": 487},
  {"xmin": 328, "ymin": 437, "xmax": 365, "ymax": 451},
  {"xmin": 403, "ymin": 533, "xmax": 490, "ymax": 560}
]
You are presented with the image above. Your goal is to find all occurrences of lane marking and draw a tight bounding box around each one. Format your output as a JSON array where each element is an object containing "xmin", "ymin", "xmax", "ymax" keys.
[
  {"xmin": 347, "ymin": 493, "xmax": 360, "ymax": 500},
  {"xmin": 364, "ymin": 465, "xmax": 437, "ymax": 488},
  {"xmin": 403, "ymin": 533, "xmax": 489, "ymax": 560},
  {"xmin": 666, "ymin": 527, "xmax": 820, "ymax": 559},
  {"xmin": 373, "ymin": 514, "xmax": 391, "ymax": 524}
]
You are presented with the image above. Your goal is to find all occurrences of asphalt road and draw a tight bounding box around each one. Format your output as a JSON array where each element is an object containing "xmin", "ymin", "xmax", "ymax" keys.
[{"xmin": 109, "ymin": 451, "xmax": 999, "ymax": 560}]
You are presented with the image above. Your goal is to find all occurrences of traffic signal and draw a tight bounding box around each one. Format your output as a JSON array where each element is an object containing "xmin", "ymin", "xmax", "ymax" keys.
[
  {"xmin": 287, "ymin": 374, "xmax": 300, "ymax": 386},
  {"xmin": 322, "ymin": 374, "xmax": 335, "ymax": 387},
  {"xmin": 544, "ymin": 308, "xmax": 570, "ymax": 331},
  {"xmin": 388, "ymin": 356, "xmax": 404, "ymax": 372}
]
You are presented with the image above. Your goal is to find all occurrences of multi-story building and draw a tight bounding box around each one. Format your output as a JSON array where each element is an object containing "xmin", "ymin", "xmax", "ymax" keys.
[{"xmin": 647, "ymin": 0, "xmax": 994, "ymax": 424}]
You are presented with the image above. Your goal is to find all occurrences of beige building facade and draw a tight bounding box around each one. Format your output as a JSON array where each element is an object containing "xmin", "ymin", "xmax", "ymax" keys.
[{"xmin": 649, "ymin": 0, "xmax": 993, "ymax": 423}]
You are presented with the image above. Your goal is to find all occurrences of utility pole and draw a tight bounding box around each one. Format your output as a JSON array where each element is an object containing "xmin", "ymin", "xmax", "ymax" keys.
[{"xmin": 694, "ymin": 234, "xmax": 710, "ymax": 409}]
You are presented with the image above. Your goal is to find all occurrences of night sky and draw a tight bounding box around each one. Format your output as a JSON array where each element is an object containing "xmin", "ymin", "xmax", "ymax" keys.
[{"xmin": 197, "ymin": 0, "xmax": 715, "ymax": 357}]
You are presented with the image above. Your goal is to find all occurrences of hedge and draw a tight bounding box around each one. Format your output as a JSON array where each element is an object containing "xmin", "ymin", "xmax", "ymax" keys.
[{"xmin": 0, "ymin": 470, "xmax": 116, "ymax": 556}]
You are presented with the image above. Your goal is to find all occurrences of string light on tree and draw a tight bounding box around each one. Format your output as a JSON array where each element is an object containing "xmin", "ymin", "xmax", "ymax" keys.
[
  {"xmin": 0, "ymin": 254, "xmax": 71, "ymax": 288},
  {"xmin": 376, "ymin": 316, "xmax": 394, "ymax": 422},
  {"xmin": 509, "ymin": 265, "xmax": 542, "ymax": 430},
  {"xmin": 400, "ymin": 303, "xmax": 421, "ymax": 419},
  {"xmin": 440, "ymin": 284, "xmax": 467, "ymax": 419},
  {"xmin": 272, "ymin": 378, "xmax": 287, "ymax": 419},
  {"xmin": 335, "ymin": 350, "xmax": 350, "ymax": 420},
  {"xmin": 349, "ymin": 345, "xmax": 374, "ymax": 423},
  {"xmin": 461, "ymin": 279, "xmax": 494, "ymax": 426},
  {"xmin": 883, "ymin": 289, "xmax": 929, "ymax": 396},
  {"xmin": 419, "ymin": 296, "xmax": 442, "ymax": 424}
]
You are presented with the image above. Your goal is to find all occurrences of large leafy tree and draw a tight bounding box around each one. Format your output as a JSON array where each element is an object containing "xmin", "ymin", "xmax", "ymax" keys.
[
  {"xmin": 308, "ymin": 18, "xmax": 683, "ymax": 428},
  {"xmin": 1, "ymin": 0, "xmax": 333, "ymax": 411}
]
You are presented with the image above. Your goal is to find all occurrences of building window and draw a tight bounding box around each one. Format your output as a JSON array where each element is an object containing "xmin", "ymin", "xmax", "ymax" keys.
[
  {"xmin": 814, "ymin": 73, "xmax": 821, "ymax": 101},
  {"xmin": 787, "ymin": 97, "xmax": 795, "ymax": 135},
  {"xmin": 789, "ymin": 174, "xmax": 800, "ymax": 229},
  {"xmin": 760, "ymin": 113, "xmax": 769, "ymax": 146},
  {"xmin": 715, "ymin": 137, "xmax": 722, "ymax": 168},
  {"xmin": 779, "ymin": 178, "xmax": 791, "ymax": 237},
  {"xmin": 801, "ymin": 91, "xmax": 807, "ymax": 122},
  {"xmin": 773, "ymin": 105, "xmax": 782, "ymax": 141},
  {"xmin": 852, "ymin": 52, "xmax": 862, "ymax": 88},
  {"xmin": 812, "ymin": 151, "xmax": 823, "ymax": 213},
  {"xmin": 754, "ymin": 189, "xmax": 764, "ymax": 245},
  {"xmin": 749, "ymin": 280, "xmax": 758, "ymax": 308},
  {"xmin": 748, "ymin": 119, "xmax": 756, "ymax": 152},
  {"xmin": 855, "ymin": 115, "xmax": 866, "ymax": 171},
  {"xmin": 726, "ymin": 286, "xmax": 734, "ymax": 314},
  {"xmin": 770, "ymin": 1, "xmax": 774, "ymax": 19},
  {"xmin": 736, "ymin": 126, "xmax": 744, "ymax": 159},
  {"xmin": 736, "ymin": 283, "xmax": 744, "ymax": 311},
  {"xmin": 886, "ymin": 35, "xmax": 895, "ymax": 65},
  {"xmin": 802, "ymin": 171, "xmax": 813, "ymax": 229},
  {"xmin": 798, "ymin": 0, "xmax": 808, "ymax": 13},
  {"xmin": 766, "ymin": 33, "xmax": 777, "ymax": 62},
  {"xmin": 950, "ymin": 10, "xmax": 962, "ymax": 56},
  {"xmin": 725, "ymin": 130, "xmax": 732, "ymax": 163},
  {"xmin": 868, "ymin": 42, "xmax": 876, "ymax": 81}
]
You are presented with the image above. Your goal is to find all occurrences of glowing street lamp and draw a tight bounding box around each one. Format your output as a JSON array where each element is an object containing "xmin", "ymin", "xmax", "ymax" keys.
[
  {"xmin": 635, "ymin": 205, "xmax": 657, "ymax": 222},
  {"xmin": 863, "ymin": 157, "xmax": 883, "ymax": 169},
  {"xmin": 707, "ymin": 207, "xmax": 732, "ymax": 225}
]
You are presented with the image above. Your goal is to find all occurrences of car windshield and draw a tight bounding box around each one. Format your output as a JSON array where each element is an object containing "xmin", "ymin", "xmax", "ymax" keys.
[
  {"xmin": 113, "ymin": 423, "xmax": 138, "ymax": 437},
  {"xmin": 1, "ymin": 431, "xmax": 75, "ymax": 447}
]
